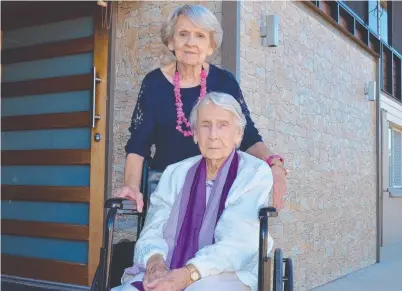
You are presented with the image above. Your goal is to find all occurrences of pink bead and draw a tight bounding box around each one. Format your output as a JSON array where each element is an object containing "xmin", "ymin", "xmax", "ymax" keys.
[{"xmin": 174, "ymin": 67, "xmax": 207, "ymax": 137}]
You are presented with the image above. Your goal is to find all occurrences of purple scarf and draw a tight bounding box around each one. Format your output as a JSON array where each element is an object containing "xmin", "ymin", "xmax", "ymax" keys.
[{"xmin": 131, "ymin": 150, "xmax": 239, "ymax": 290}]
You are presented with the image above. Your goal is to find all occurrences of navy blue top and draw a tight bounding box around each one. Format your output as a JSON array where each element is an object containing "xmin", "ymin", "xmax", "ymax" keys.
[{"xmin": 125, "ymin": 64, "xmax": 262, "ymax": 171}]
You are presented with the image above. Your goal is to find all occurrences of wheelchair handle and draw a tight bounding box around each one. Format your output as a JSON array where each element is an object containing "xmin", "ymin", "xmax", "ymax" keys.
[
  {"xmin": 259, "ymin": 206, "xmax": 278, "ymax": 218},
  {"xmin": 105, "ymin": 197, "xmax": 128, "ymax": 209},
  {"xmin": 105, "ymin": 197, "xmax": 138, "ymax": 211}
]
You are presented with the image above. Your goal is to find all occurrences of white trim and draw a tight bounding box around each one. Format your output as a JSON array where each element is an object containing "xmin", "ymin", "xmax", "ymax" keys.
[
  {"xmin": 1, "ymin": 275, "xmax": 89, "ymax": 291},
  {"xmin": 380, "ymin": 93, "xmax": 402, "ymax": 126}
]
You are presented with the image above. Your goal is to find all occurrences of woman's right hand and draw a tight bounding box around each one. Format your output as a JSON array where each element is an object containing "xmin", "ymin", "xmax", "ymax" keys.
[
  {"xmin": 143, "ymin": 255, "xmax": 169, "ymax": 290},
  {"xmin": 113, "ymin": 185, "xmax": 144, "ymax": 213}
]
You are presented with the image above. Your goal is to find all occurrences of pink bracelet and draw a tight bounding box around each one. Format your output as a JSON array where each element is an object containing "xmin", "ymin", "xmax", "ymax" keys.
[{"xmin": 266, "ymin": 154, "xmax": 285, "ymax": 167}]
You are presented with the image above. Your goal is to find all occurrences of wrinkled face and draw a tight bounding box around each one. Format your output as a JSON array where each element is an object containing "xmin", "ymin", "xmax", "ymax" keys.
[
  {"xmin": 194, "ymin": 102, "xmax": 243, "ymax": 162},
  {"xmin": 168, "ymin": 15, "xmax": 214, "ymax": 66}
]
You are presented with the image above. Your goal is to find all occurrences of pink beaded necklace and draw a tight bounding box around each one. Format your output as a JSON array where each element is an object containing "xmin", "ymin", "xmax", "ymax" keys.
[{"xmin": 173, "ymin": 62, "xmax": 207, "ymax": 137}]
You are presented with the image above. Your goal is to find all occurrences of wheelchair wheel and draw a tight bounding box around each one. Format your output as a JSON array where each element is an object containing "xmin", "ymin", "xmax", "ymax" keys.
[
  {"xmin": 110, "ymin": 239, "xmax": 135, "ymax": 288},
  {"xmin": 90, "ymin": 264, "xmax": 103, "ymax": 291},
  {"xmin": 284, "ymin": 258, "xmax": 294, "ymax": 291},
  {"xmin": 273, "ymin": 248, "xmax": 284, "ymax": 291}
]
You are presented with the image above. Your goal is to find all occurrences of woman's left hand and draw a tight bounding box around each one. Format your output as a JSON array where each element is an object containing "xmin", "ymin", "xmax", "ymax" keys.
[
  {"xmin": 144, "ymin": 268, "xmax": 191, "ymax": 291},
  {"xmin": 271, "ymin": 164, "xmax": 287, "ymax": 210}
]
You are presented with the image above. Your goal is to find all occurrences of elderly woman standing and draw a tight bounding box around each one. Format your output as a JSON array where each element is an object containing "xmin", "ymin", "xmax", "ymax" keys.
[
  {"xmin": 113, "ymin": 92, "xmax": 274, "ymax": 291},
  {"xmin": 115, "ymin": 4, "xmax": 288, "ymax": 211}
]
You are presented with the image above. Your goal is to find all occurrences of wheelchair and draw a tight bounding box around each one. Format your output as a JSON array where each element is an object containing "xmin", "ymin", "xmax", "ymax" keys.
[{"xmin": 91, "ymin": 160, "xmax": 294, "ymax": 291}]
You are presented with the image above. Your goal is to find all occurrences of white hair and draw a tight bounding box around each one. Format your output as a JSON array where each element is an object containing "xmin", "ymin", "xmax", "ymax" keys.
[
  {"xmin": 189, "ymin": 92, "xmax": 247, "ymax": 134},
  {"xmin": 160, "ymin": 4, "xmax": 223, "ymax": 50}
]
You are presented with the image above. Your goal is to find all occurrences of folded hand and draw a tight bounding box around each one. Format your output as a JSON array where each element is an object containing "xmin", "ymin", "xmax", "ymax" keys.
[{"xmin": 144, "ymin": 268, "xmax": 191, "ymax": 291}]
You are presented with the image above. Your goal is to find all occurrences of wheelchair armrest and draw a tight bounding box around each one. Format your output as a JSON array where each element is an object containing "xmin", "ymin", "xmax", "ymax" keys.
[
  {"xmin": 105, "ymin": 198, "xmax": 137, "ymax": 211},
  {"xmin": 259, "ymin": 206, "xmax": 278, "ymax": 218}
]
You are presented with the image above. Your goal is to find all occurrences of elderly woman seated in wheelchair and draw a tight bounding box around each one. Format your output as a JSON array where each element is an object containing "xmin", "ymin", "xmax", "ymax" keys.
[{"xmin": 112, "ymin": 91, "xmax": 274, "ymax": 291}]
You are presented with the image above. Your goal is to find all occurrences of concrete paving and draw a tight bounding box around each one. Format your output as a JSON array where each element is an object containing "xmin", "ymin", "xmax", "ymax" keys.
[{"xmin": 312, "ymin": 243, "xmax": 402, "ymax": 291}]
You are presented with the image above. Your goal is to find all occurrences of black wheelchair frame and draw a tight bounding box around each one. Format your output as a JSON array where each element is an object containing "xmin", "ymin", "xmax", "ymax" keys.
[{"xmin": 91, "ymin": 160, "xmax": 293, "ymax": 291}]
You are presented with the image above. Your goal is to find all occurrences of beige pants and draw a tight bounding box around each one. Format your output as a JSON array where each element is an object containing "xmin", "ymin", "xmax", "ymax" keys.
[{"xmin": 111, "ymin": 272, "xmax": 251, "ymax": 291}]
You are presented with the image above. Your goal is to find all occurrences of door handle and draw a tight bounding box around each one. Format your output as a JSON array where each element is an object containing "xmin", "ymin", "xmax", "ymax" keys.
[{"xmin": 92, "ymin": 66, "xmax": 102, "ymax": 128}]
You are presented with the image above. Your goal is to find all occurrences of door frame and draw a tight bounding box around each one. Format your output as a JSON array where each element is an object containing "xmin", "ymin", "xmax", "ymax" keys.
[{"xmin": 88, "ymin": 4, "xmax": 110, "ymax": 285}]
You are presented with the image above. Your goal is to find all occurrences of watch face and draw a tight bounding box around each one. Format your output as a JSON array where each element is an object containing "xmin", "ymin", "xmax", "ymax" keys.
[{"xmin": 191, "ymin": 272, "xmax": 199, "ymax": 281}]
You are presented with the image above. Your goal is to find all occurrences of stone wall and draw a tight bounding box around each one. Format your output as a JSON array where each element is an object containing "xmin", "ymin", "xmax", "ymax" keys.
[
  {"xmin": 112, "ymin": 1, "xmax": 222, "ymax": 240},
  {"xmin": 239, "ymin": 2, "xmax": 377, "ymax": 290}
]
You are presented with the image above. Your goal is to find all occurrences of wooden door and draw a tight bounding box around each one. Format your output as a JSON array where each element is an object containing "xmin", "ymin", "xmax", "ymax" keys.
[{"xmin": 1, "ymin": 1, "xmax": 109, "ymax": 286}]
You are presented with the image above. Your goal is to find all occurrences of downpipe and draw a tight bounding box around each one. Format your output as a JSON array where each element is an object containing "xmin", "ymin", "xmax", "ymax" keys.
[{"xmin": 375, "ymin": 0, "xmax": 382, "ymax": 264}]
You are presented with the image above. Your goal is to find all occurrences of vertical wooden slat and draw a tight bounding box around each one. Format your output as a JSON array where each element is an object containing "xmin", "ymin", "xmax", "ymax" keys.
[{"xmin": 88, "ymin": 5, "xmax": 109, "ymax": 285}]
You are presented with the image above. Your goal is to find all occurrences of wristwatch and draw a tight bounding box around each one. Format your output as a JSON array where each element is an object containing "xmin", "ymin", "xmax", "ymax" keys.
[{"xmin": 185, "ymin": 263, "xmax": 201, "ymax": 282}]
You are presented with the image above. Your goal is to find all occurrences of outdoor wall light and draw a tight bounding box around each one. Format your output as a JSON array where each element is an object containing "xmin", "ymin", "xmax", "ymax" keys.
[
  {"xmin": 365, "ymin": 80, "xmax": 376, "ymax": 101},
  {"xmin": 260, "ymin": 14, "xmax": 279, "ymax": 47}
]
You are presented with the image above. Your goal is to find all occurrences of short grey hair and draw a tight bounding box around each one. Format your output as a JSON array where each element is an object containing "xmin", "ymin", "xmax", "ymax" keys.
[
  {"xmin": 161, "ymin": 4, "xmax": 223, "ymax": 50},
  {"xmin": 189, "ymin": 92, "xmax": 247, "ymax": 133}
]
